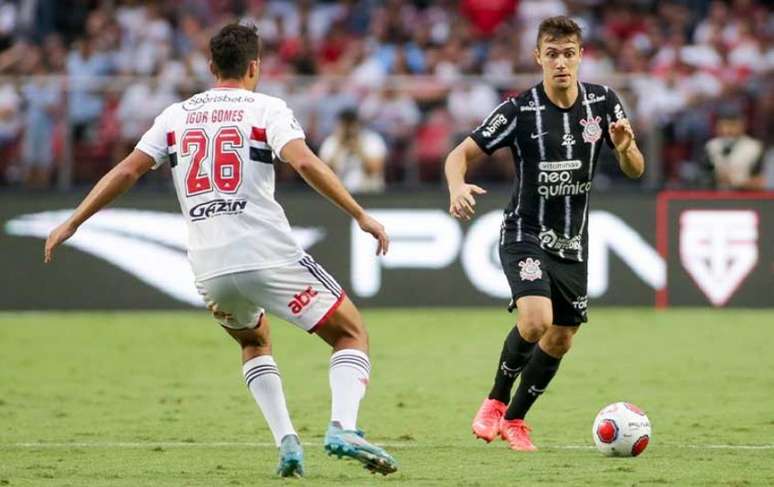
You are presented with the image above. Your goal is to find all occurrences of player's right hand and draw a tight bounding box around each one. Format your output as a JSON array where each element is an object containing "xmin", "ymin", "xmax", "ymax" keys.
[
  {"xmin": 357, "ymin": 213, "xmax": 390, "ymax": 256},
  {"xmin": 449, "ymin": 183, "xmax": 487, "ymax": 221},
  {"xmin": 44, "ymin": 222, "xmax": 77, "ymax": 264}
]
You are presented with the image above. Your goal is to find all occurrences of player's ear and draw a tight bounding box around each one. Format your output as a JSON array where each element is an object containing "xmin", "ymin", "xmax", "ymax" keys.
[
  {"xmin": 534, "ymin": 48, "xmax": 542, "ymax": 67},
  {"xmin": 208, "ymin": 60, "xmax": 218, "ymax": 78},
  {"xmin": 248, "ymin": 59, "xmax": 259, "ymax": 79}
]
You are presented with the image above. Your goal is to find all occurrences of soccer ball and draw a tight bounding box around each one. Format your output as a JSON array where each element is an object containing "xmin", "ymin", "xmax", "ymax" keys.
[{"xmin": 592, "ymin": 402, "xmax": 651, "ymax": 457}]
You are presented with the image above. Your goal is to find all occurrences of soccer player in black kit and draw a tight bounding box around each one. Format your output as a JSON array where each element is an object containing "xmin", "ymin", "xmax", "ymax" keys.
[{"xmin": 444, "ymin": 16, "xmax": 644, "ymax": 451}]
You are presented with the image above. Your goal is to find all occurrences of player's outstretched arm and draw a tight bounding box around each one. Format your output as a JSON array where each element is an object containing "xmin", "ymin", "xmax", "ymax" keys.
[
  {"xmin": 44, "ymin": 149, "xmax": 155, "ymax": 263},
  {"xmin": 609, "ymin": 119, "xmax": 645, "ymax": 179},
  {"xmin": 444, "ymin": 137, "xmax": 488, "ymax": 221},
  {"xmin": 281, "ymin": 138, "xmax": 389, "ymax": 255}
]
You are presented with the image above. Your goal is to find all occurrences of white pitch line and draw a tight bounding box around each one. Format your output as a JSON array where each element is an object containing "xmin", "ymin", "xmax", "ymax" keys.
[{"xmin": 1, "ymin": 442, "xmax": 773, "ymax": 450}]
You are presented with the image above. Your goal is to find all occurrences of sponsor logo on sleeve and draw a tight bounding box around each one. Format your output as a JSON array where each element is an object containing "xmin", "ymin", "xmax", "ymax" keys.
[
  {"xmin": 614, "ymin": 103, "xmax": 625, "ymax": 120},
  {"xmin": 481, "ymin": 113, "xmax": 508, "ymax": 137}
]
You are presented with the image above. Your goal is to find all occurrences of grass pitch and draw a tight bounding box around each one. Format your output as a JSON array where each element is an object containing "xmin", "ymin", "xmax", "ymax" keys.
[{"xmin": 1, "ymin": 308, "xmax": 773, "ymax": 486}]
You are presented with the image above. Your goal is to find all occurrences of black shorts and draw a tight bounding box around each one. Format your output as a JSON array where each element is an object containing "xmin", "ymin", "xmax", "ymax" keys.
[{"xmin": 499, "ymin": 241, "xmax": 588, "ymax": 326}]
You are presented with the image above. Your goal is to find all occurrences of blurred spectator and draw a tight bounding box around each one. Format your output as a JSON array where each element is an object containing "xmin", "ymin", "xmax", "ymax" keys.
[
  {"xmin": 0, "ymin": 0, "xmax": 15, "ymax": 51},
  {"xmin": 114, "ymin": 74, "xmax": 177, "ymax": 165},
  {"xmin": 447, "ymin": 80, "xmax": 499, "ymax": 131},
  {"xmin": 461, "ymin": 0, "xmax": 518, "ymax": 39},
  {"xmin": 20, "ymin": 47, "xmax": 61, "ymax": 189},
  {"xmin": 0, "ymin": 0, "xmax": 770, "ymax": 190},
  {"xmin": 319, "ymin": 108, "xmax": 387, "ymax": 193},
  {"xmin": 415, "ymin": 108, "xmax": 454, "ymax": 182},
  {"xmin": 0, "ymin": 79, "xmax": 20, "ymax": 182},
  {"xmin": 312, "ymin": 79, "xmax": 359, "ymax": 146},
  {"xmin": 359, "ymin": 81, "xmax": 420, "ymax": 141},
  {"xmin": 703, "ymin": 106, "xmax": 765, "ymax": 191},
  {"xmin": 66, "ymin": 37, "xmax": 112, "ymax": 142}
]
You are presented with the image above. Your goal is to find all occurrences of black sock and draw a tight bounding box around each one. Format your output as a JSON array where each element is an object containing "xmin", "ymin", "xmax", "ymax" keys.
[
  {"xmin": 504, "ymin": 345, "xmax": 561, "ymax": 420},
  {"xmin": 488, "ymin": 326, "xmax": 537, "ymax": 404}
]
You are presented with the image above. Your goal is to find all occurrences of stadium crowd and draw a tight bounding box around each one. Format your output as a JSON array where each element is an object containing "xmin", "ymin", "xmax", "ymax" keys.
[{"xmin": 0, "ymin": 0, "xmax": 771, "ymax": 191}]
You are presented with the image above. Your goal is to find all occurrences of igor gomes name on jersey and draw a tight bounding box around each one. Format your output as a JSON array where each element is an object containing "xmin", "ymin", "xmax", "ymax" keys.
[{"xmin": 136, "ymin": 88, "xmax": 306, "ymax": 280}]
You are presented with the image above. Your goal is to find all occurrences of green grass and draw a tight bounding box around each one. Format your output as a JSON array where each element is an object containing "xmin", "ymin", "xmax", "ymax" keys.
[{"xmin": 1, "ymin": 308, "xmax": 773, "ymax": 486}]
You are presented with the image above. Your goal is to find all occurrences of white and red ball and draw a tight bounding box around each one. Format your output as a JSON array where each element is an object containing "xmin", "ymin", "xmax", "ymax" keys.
[{"xmin": 592, "ymin": 402, "xmax": 651, "ymax": 457}]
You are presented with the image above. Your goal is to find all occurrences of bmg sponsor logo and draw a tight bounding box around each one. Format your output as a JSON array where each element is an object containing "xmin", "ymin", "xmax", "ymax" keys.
[
  {"xmin": 189, "ymin": 199, "xmax": 247, "ymax": 222},
  {"xmin": 481, "ymin": 114, "xmax": 508, "ymax": 137},
  {"xmin": 537, "ymin": 160, "xmax": 591, "ymax": 198}
]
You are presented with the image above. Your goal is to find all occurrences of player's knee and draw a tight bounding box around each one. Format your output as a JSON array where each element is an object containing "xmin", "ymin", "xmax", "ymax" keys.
[
  {"xmin": 541, "ymin": 330, "xmax": 574, "ymax": 357},
  {"xmin": 517, "ymin": 314, "xmax": 551, "ymax": 342},
  {"xmin": 317, "ymin": 299, "xmax": 368, "ymax": 350},
  {"xmin": 225, "ymin": 318, "xmax": 272, "ymax": 354},
  {"xmin": 331, "ymin": 313, "xmax": 368, "ymax": 345}
]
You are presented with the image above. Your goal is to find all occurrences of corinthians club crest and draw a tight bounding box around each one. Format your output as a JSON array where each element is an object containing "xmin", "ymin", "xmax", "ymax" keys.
[
  {"xmin": 580, "ymin": 115, "xmax": 602, "ymax": 144},
  {"xmin": 518, "ymin": 257, "xmax": 543, "ymax": 282}
]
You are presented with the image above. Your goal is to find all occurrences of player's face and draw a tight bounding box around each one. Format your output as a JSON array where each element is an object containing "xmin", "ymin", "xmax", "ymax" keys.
[{"xmin": 535, "ymin": 36, "xmax": 582, "ymax": 91}]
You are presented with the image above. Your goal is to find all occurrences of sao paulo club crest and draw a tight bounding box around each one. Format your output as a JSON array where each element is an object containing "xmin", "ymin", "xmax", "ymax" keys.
[
  {"xmin": 518, "ymin": 257, "xmax": 543, "ymax": 282},
  {"xmin": 580, "ymin": 115, "xmax": 603, "ymax": 144}
]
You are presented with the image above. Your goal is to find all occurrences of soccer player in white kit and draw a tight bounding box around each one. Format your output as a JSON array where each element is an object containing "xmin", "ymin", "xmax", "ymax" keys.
[{"xmin": 44, "ymin": 23, "xmax": 397, "ymax": 477}]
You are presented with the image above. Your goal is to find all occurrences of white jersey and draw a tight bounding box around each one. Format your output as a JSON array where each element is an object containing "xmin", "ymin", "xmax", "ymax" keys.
[{"xmin": 136, "ymin": 87, "xmax": 306, "ymax": 280}]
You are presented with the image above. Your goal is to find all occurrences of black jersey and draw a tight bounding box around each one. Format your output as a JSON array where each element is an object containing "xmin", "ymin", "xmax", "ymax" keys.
[{"xmin": 470, "ymin": 81, "xmax": 627, "ymax": 263}]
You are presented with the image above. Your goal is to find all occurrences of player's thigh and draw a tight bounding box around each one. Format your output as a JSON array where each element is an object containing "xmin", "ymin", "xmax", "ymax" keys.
[
  {"xmin": 500, "ymin": 241, "xmax": 553, "ymax": 338},
  {"xmin": 196, "ymin": 275, "xmax": 264, "ymax": 330},
  {"xmin": 241, "ymin": 255, "xmax": 346, "ymax": 334},
  {"xmin": 545, "ymin": 257, "xmax": 588, "ymax": 327}
]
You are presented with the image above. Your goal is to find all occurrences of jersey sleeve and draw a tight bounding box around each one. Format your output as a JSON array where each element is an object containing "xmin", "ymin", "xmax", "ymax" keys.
[
  {"xmin": 469, "ymin": 99, "xmax": 519, "ymax": 155},
  {"xmin": 603, "ymin": 88, "xmax": 628, "ymax": 150},
  {"xmin": 266, "ymin": 100, "xmax": 306, "ymax": 162},
  {"xmin": 135, "ymin": 107, "xmax": 171, "ymax": 169}
]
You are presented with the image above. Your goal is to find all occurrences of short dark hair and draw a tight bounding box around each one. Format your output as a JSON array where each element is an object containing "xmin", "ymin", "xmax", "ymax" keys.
[
  {"xmin": 338, "ymin": 108, "xmax": 358, "ymax": 124},
  {"xmin": 209, "ymin": 23, "xmax": 262, "ymax": 79},
  {"xmin": 537, "ymin": 16, "xmax": 582, "ymax": 48}
]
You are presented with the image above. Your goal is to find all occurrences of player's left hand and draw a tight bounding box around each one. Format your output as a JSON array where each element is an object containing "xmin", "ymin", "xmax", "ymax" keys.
[
  {"xmin": 609, "ymin": 119, "xmax": 634, "ymax": 153},
  {"xmin": 44, "ymin": 222, "xmax": 77, "ymax": 263},
  {"xmin": 357, "ymin": 213, "xmax": 390, "ymax": 256}
]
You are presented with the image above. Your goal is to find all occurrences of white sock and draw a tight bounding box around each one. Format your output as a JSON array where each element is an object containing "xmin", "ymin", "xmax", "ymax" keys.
[
  {"xmin": 242, "ymin": 356, "xmax": 296, "ymax": 446},
  {"xmin": 329, "ymin": 349, "xmax": 370, "ymax": 431}
]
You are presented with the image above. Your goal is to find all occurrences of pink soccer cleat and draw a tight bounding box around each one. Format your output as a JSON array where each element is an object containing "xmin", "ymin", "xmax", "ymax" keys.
[
  {"xmin": 472, "ymin": 398, "xmax": 507, "ymax": 443},
  {"xmin": 499, "ymin": 418, "xmax": 538, "ymax": 451}
]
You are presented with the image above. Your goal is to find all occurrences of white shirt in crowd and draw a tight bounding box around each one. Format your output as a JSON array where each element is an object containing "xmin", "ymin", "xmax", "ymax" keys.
[{"xmin": 319, "ymin": 129, "xmax": 387, "ymax": 193}]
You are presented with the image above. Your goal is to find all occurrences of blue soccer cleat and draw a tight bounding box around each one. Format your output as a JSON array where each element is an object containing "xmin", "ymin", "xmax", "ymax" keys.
[
  {"xmin": 276, "ymin": 434, "xmax": 304, "ymax": 477},
  {"xmin": 323, "ymin": 422, "xmax": 398, "ymax": 475}
]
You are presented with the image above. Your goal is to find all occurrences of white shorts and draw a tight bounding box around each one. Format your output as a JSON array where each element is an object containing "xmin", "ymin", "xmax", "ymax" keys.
[{"xmin": 196, "ymin": 254, "xmax": 345, "ymax": 332}]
